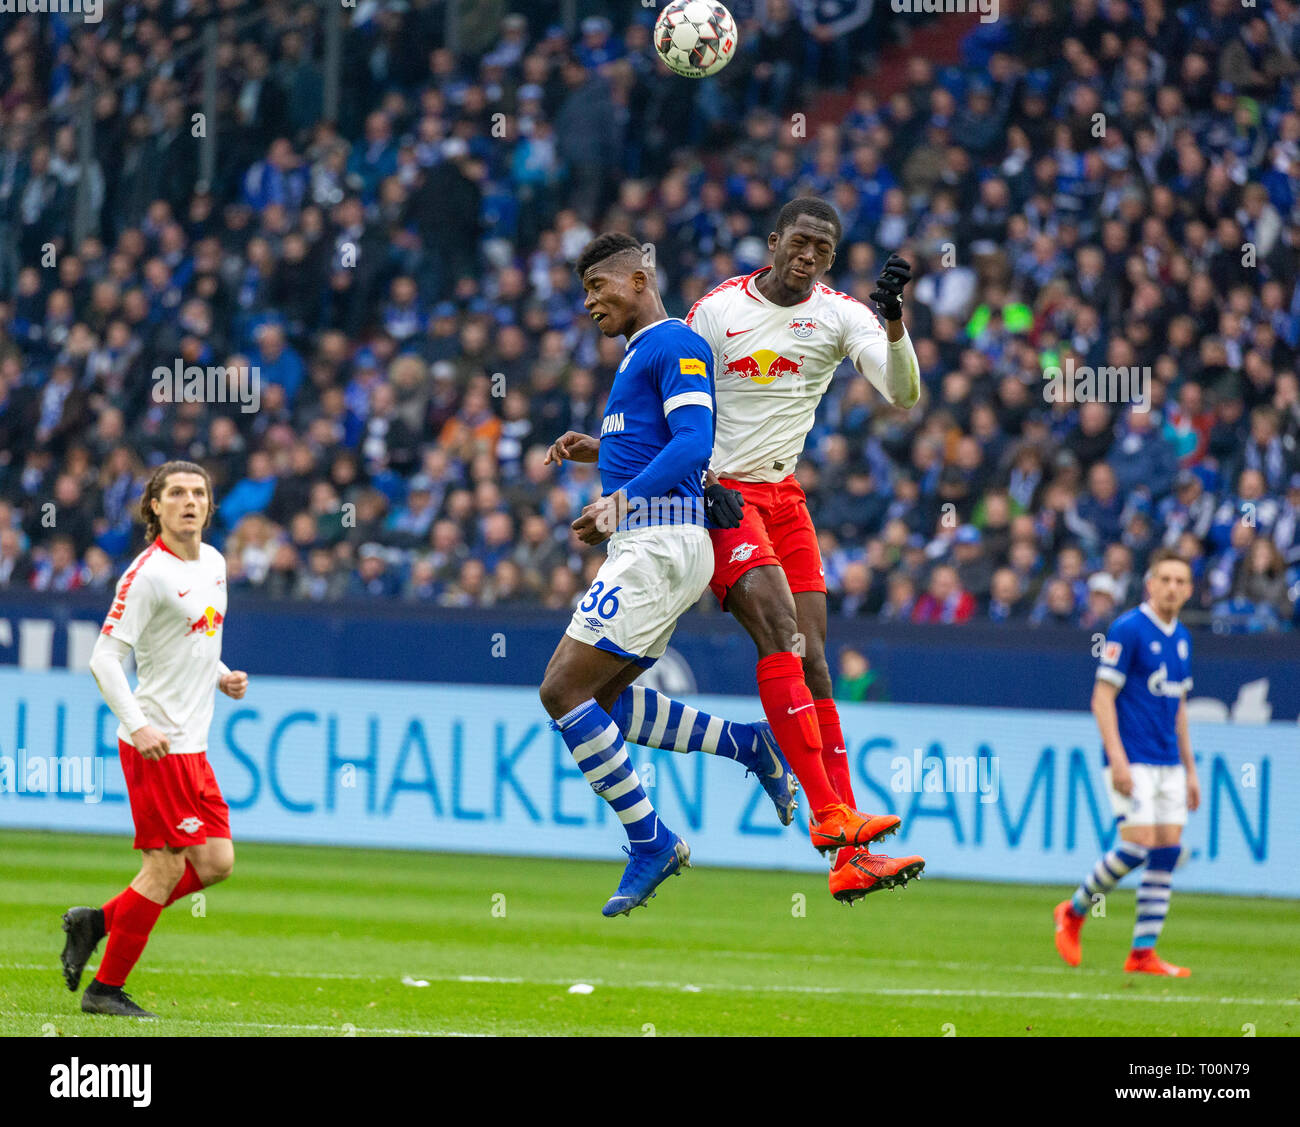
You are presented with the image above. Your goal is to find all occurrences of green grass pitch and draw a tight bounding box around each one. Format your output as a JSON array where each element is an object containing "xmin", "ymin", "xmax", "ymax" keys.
[{"xmin": 1, "ymin": 830, "xmax": 1296, "ymax": 1037}]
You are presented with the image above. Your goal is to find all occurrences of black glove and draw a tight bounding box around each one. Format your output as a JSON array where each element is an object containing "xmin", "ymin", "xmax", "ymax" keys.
[
  {"xmin": 704, "ymin": 482, "xmax": 745, "ymax": 529},
  {"xmin": 870, "ymin": 253, "xmax": 912, "ymax": 322}
]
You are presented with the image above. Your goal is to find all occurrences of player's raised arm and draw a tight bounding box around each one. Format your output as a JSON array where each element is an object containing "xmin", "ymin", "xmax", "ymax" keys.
[{"xmin": 845, "ymin": 254, "xmax": 921, "ymax": 409}]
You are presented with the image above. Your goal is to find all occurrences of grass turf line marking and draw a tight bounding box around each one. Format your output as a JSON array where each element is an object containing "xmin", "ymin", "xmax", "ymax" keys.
[
  {"xmin": 16, "ymin": 1011, "xmax": 484, "ymax": 1036},
  {"xmin": 6, "ymin": 964, "xmax": 1294, "ymax": 1007}
]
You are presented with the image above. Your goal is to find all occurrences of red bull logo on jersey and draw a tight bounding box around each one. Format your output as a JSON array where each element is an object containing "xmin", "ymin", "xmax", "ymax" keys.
[
  {"xmin": 722, "ymin": 349, "xmax": 805, "ymax": 386},
  {"xmin": 186, "ymin": 606, "xmax": 224, "ymax": 637}
]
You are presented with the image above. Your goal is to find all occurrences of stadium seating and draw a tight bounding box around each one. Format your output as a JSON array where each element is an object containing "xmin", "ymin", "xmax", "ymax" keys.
[{"xmin": 2, "ymin": 0, "xmax": 1298, "ymax": 632}]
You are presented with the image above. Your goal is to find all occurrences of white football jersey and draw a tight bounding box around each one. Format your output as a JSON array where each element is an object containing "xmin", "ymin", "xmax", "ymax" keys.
[
  {"xmin": 100, "ymin": 538, "xmax": 227, "ymax": 755},
  {"xmin": 686, "ymin": 267, "xmax": 895, "ymax": 482}
]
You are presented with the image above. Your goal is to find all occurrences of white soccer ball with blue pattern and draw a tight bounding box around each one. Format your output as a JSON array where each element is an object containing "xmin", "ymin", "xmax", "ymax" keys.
[{"xmin": 654, "ymin": 0, "xmax": 739, "ymax": 79}]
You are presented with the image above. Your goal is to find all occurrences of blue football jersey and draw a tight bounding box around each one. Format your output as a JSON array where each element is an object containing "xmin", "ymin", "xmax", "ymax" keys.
[
  {"xmin": 1095, "ymin": 603, "xmax": 1193, "ymax": 766},
  {"xmin": 598, "ymin": 318, "xmax": 715, "ymax": 526}
]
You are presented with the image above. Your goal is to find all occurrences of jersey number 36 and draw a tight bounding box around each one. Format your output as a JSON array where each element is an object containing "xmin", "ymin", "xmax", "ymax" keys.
[{"xmin": 579, "ymin": 581, "xmax": 622, "ymax": 619}]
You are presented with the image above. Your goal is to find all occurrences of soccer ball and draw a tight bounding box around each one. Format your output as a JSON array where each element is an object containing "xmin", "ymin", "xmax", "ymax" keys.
[{"xmin": 654, "ymin": 0, "xmax": 739, "ymax": 79}]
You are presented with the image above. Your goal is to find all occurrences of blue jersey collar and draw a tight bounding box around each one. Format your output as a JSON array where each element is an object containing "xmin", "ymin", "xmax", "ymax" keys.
[
  {"xmin": 625, "ymin": 317, "xmax": 685, "ymax": 348},
  {"xmin": 1139, "ymin": 601, "xmax": 1178, "ymax": 636}
]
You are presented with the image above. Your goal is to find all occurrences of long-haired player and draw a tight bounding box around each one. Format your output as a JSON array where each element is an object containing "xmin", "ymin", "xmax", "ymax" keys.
[{"xmin": 61, "ymin": 461, "xmax": 248, "ymax": 1017}]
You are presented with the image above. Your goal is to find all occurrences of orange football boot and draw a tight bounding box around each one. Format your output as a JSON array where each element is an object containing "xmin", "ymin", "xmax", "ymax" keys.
[
  {"xmin": 1053, "ymin": 900, "xmax": 1084, "ymax": 967},
  {"xmin": 829, "ymin": 849, "xmax": 925, "ymax": 903},
  {"xmin": 1124, "ymin": 949, "xmax": 1190, "ymax": 977},
  {"xmin": 808, "ymin": 804, "xmax": 900, "ymax": 854}
]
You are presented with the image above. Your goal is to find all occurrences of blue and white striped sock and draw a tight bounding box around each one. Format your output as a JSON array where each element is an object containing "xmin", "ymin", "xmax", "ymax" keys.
[
  {"xmin": 1132, "ymin": 845, "xmax": 1179, "ymax": 950},
  {"xmin": 1070, "ymin": 841, "xmax": 1149, "ymax": 916},
  {"xmin": 608, "ymin": 685, "xmax": 757, "ymax": 762},
  {"xmin": 553, "ymin": 698, "xmax": 671, "ymax": 854}
]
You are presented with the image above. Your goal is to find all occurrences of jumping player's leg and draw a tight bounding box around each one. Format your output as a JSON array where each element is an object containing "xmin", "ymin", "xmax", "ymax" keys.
[
  {"xmin": 542, "ymin": 636, "xmax": 672, "ymax": 854},
  {"xmin": 726, "ymin": 563, "xmax": 834, "ymax": 811},
  {"xmin": 599, "ymin": 661, "xmax": 800, "ymax": 825},
  {"xmin": 542, "ymin": 636, "xmax": 688, "ymax": 915},
  {"xmin": 603, "ymin": 674, "xmax": 764, "ymax": 764},
  {"xmin": 723, "ymin": 566, "xmax": 896, "ymax": 851},
  {"xmin": 792, "ymin": 588, "xmax": 924, "ymax": 896},
  {"xmin": 543, "ymin": 526, "xmax": 714, "ymax": 914},
  {"xmin": 792, "ymin": 589, "xmax": 855, "ymax": 806}
]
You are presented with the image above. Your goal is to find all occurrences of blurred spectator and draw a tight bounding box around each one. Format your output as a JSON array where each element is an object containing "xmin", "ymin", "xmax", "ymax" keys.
[
  {"xmin": 0, "ymin": 0, "xmax": 1292, "ymax": 633},
  {"xmin": 912, "ymin": 565, "xmax": 975, "ymax": 624},
  {"xmin": 834, "ymin": 647, "xmax": 887, "ymax": 701}
]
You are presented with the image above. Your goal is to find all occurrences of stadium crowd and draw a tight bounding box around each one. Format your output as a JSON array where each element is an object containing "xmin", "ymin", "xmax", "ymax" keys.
[{"xmin": 2, "ymin": 0, "xmax": 1299, "ymax": 631}]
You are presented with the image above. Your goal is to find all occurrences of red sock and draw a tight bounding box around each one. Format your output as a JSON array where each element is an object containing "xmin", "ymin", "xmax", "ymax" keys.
[
  {"xmin": 165, "ymin": 861, "xmax": 205, "ymax": 906},
  {"xmin": 815, "ymin": 698, "xmax": 857, "ymax": 807},
  {"xmin": 102, "ymin": 890, "xmax": 127, "ymax": 932},
  {"xmin": 756, "ymin": 652, "xmax": 837, "ymax": 813},
  {"xmin": 94, "ymin": 887, "xmax": 164, "ymax": 988}
]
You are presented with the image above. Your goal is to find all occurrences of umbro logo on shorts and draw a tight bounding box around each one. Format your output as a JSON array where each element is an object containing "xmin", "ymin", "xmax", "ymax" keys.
[
  {"xmin": 729, "ymin": 542, "xmax": 759, "ymax": 563},
  {"xmin": 177, "ymin": 817, "xmax": 203, "ymax": 833},
  {"xmin": 584, "ymin": 617, "xmax": 603, "ymax": 630}
]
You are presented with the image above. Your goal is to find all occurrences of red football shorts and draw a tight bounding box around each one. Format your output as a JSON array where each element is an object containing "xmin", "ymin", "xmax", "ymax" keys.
[
  {"xmin": 709, "ymin": 475, "xmax": 826, "ymax": 605},
  {"xmin": 118, "ymin": 739, "xmax": 231, "ymax": 851}
]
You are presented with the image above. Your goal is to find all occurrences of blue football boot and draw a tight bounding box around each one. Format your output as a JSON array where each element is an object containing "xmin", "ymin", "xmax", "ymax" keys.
[
  {"xmin": 741, "ymin": 721, "xmax": 800, "ymax": 826},
  {"xmin": 602, "ymin": 834, "xmax": 691, "ymax": 917}
]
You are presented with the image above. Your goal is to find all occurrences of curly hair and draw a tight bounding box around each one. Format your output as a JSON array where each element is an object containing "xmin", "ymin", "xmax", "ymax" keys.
[{"xmin": 138, "ymin": 461, "xmax": 214, "ymax": 543}]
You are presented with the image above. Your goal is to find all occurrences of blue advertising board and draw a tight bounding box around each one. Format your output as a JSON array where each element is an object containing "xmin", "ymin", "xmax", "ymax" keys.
[
  {"xmin": 4, "ymin": 592, "xmax": 1300, "ymax": 721},
  {"xmin": 2, "ymin": 669, "xmax": 1294, "ymax": 896}
]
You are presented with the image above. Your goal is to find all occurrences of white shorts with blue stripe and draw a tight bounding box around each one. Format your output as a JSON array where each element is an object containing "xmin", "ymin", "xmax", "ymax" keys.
[{"xmin": 565, "ymin": 524, "xmax": 713, "ymax": 668}]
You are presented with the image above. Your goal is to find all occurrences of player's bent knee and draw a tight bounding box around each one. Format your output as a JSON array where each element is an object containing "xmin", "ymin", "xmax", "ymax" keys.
[
  {"xmin": 205, "ymin": 861, "xmax": 234, "ymax": 885},
  {"xmin": 538, "ymin": 675, "xmax": 573, "ymax": 720},
  {"xmin": 143, "ymin": 849, "xmax": 187, "ymax": 894}
]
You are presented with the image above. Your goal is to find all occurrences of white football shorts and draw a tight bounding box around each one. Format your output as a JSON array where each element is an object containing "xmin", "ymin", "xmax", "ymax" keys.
[
  {"xmin": 1104, "ymin": 762, "xmax": 1188, "ymax": 827},
  {"xmin": 565, "ymin": 524, "xmax": 713, "ymax": 666}
]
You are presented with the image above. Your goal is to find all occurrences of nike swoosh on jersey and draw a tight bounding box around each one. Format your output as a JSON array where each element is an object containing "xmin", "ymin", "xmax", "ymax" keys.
[
  {"xmin": 725, "ymin": 327, "xmax": 754, "ymax": 337},
  {"xmin": 177, "ymin": 589, "xmax": 191, "ymax": 597}
]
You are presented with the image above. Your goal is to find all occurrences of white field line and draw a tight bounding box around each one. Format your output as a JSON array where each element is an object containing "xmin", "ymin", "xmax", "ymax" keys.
[
  {"xmin": 12, "ymin": 1011, "xmax": 481, "ymax": 1036},
  {"xmin": 4, "ymin": 963, "xmax": 1295, "ymax": 1007}
]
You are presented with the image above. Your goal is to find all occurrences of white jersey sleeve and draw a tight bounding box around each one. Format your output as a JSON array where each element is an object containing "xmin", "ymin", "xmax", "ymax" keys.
[
  {"xmin": 102, "ymin": 558, "xmax": 160, "ymax": 647},
  {"xmin": 840, "ymin": 300, "xmax": 921, "ymax": 408},
  {"xmin": 89, "ymin": 632, "xmax": 149, "ymax": 735}
]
